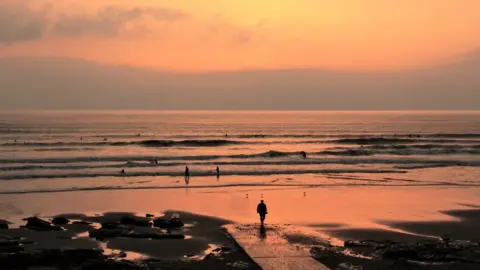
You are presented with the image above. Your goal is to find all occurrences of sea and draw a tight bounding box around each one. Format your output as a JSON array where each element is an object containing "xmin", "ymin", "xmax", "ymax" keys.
[{"xmin": 1, "ymin": 110, "xmax": 480, "ymax": 195}]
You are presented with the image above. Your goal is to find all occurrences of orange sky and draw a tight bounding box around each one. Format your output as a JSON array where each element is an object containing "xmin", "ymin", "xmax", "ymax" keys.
[{"xmin": 1, "ymin": 0, "xmax": 480, "ymax": 71}]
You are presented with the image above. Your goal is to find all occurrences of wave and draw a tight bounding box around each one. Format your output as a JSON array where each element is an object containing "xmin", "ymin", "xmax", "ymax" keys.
[
  {"xmin": 332, "ymin": 138, "xmax": 419, "ymax": 145},
  {"xmin": 430, "ymin": 133, "xmax": 480, "ymax": 138},
  {"xmin": 0, "ymin": 168, "xmax": 407, "ymax": 181},
  {"xmin": 2, "ymin": 139, "xmax": 245, "ymax": 148},
  {"xmin": 1, "ymin": 155, "xmax": 480, "ymax": 174}
]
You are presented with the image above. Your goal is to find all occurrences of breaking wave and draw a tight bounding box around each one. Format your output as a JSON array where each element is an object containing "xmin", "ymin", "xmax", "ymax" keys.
[{"xmin": 2, "ymin": 139, "xmax": 245, "ymax": 148}]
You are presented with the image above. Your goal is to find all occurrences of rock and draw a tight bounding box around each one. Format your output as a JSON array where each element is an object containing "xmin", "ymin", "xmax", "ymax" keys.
[
  {"xmin": 232, "ymin": 261, "xmax": 249, "ymax": 268},
  {"xmin": 101, "ymin": 222, "xmax": 130, "ymax": 230},
  {"xmin": 72, "ymin": 221, "xmax": 92, "ymax": 225},
  {"xmin": 153, "ymin": 218, "xmax": 184, "ymax": 229},
  {"xmin": 0, "ymin": 235, "xmax": 12, "ymax": 240},
  {"xmin": 0, "ymin": 240, "xmax": 21, "ymax": 247},
  {"xmin": 169, "ymin": 218, "xmax": 184, "ymax": 228},
  {"xmin": 23, "ymin": 217, "xmax": 50, "ymax": 226},
  {"xmin": 120, "ymin": 216, "xmax": 151, "ymax": 227},
  {"xmin": 89, "ymin": 228, "xmax": 129, "ymax": 240},
  {"xmin": 152, "ymin": 218, "xmax": 169, "ymax": 228},
  {"xmin": 52, "ymin": 216, "xmax": 70, "ymax": 225},
  {"xmin": 337, "ymin": 262, "xmax": 363, "ymax": 270},
  {"xmin": 146, "ymin": 214, "xmax": 154, "ymax": 218},
  {"xmin": 118, "ymin": 250, "xmax": 127, "ymax": 258},
  {"xmin": 344, "ymin": 240, "xmax": 376, "ymax": 248},
  {"xmin": 375, "ymin": 247, "xmax": 419, "ymax": 260},
  {"xmin": 0, "ymin": 223, "xmax": 8, "ymax": 230},
  {"xmin": 23, "ymin": 217, "xmax": 61, "ymax": 231},
  {"xmin": 203, "ymin": 253, "xmax": 216, "ymax": 260},
  {"xmin": 0, "ymin": 245, "xmax": 23, "ymax": 253},
  {"xmin": 221, "ymin": 246, "xmax": 233, "ymax": 252}
]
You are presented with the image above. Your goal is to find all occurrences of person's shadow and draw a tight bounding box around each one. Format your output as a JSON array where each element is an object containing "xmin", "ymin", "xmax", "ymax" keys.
[{"xmin": 259, "ymin": 224, "xmax": 267, "ymax": 239}]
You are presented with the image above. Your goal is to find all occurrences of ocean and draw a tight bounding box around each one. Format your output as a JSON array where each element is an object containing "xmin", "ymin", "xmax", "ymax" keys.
[{"xmin": 1, "ymin": 110, "xmax": 479, "ymax": 195}]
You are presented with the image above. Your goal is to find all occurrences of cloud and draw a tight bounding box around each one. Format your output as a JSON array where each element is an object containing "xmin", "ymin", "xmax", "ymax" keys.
[
  {"xmin": 0, "ymin": 4, "xmax": 48, "ymax": 44},
  {"xmin": 0, "ymin": 2, "xmax": 187, "ymax": 43},
  {"xmin": 53, "ymin": 6, "xmax": 187, "ymax": 37}
]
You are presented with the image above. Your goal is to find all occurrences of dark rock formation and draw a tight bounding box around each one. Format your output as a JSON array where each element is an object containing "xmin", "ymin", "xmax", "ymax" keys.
[
  {"xmin": 120, "ymin": 216, "xmax": 152, "ymax": 227},
  {"xmin": 52, "ymin": 216, "xmax": 70, "ymax": 225},
  {"xmin": 22, "ymin": 217, "xmax": 62, "ymax": 231},
  {"xmin": 153, "ymin": 218, "xmax": 184, "ymax": 229}
]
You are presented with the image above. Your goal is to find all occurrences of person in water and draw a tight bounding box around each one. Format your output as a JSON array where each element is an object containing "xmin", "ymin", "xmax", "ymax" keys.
[
  {"xmin": 257, "ymin": 200, "xmax": 268, "ymax": 225},
  {"xmin": 185, "ymin": 166, "xmax": 190, "ymax": 180},
  {"xmin": 216, "ymin": 166, "xmax": 220, "ymax": 179},
  {"xmin": 120, "ymin": 169, "xmax": 125, "ymax": 174}
]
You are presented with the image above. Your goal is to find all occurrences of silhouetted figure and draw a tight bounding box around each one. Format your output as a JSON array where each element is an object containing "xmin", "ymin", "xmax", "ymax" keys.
[
  {"xmin": 417, "ymin": 134, "xmax": 421, "ymax": 138},
  {"xmin": 14, "ymin": 140, "xmax": 17, "ymax": 143},
  {"xmin": 104, "ymin": 138, "xmax": 107, "ymax": 141},
  {"xmin": 301, "ymin": 151, "xmax": 307, "ymax": 158},
  {"xmin": 185, "ymin": 166, "xmax": 190, "ymax": 181},
  {"xmin": 137, "ymin": 133, "xmax": 141, "ymax": 136},
  {"xmin": 225, "ymin": 133, "xmax": 228, "ymax": 137},
  {"xmin": 216, "ymin": 166, "xmax": 220, "ymax": 179},
  {"xmin": 257, "ymin": 200, "xmax": 268, "ymax": 225},
  {"xmin": 120, "ymin": 169, "xmax": 125, "ymax": 174},
  {"xmin": 408, "ymin": 134, "xmax": 412, "ymax": 138},
  {"xmin": 80, "ymin": 137, "xmax": 83, "ymax": 140},
  {"xmin": 155, "ymin": 159, "xmax": 158, "ymax": 164}
]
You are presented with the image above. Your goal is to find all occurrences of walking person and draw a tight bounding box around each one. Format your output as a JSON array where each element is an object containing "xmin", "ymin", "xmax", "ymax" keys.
[
  {"xmin": 257, "ymin": 200, "xmax": 268, "ymax": 225},
  {"xmin": 216, "ymin": 166, "xmax": 220, "ymax": 179}
]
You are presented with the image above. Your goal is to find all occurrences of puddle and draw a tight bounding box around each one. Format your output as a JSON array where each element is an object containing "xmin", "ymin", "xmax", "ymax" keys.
[
  {"xmin": 98, "ymin": 241, "xmax": 147, "ymax": 261},
  {"xmin": 73, "ymin": 231, "xmax": 89, "ymax": 239},
  {"xmin": 186, "ymin": 243, "xmax": 220, "ymax": 260}
]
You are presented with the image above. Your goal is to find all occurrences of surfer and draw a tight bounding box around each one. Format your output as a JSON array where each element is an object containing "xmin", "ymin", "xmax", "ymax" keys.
[
  {"xmin": 257, "ymin": 200, "xmax": 268, "ymax": 225},
  {"xmin": 301, "ymin": 151, "xmax": 307, "ymax": 158},
  {"xmin": 120, "ymin": 169, "xmax": 125, "ymax": 174}
]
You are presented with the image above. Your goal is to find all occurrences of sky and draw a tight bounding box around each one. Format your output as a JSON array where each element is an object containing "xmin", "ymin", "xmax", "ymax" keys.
[
  {"xmin": 1, "ymin": 0, "xmax": 480, "ymax": 71},
  {"xmin": 0, "ymin": 1, "xmax": 479, "ymax": 110}
]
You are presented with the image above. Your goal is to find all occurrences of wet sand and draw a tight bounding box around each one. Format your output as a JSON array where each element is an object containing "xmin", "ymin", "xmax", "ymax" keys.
[{"xmin": 2, "ymin": 185, "xmax": 480, "ymax": 269}]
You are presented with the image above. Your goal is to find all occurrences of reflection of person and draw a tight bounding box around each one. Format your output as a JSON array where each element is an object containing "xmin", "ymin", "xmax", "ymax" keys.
[{"xmin": 257, "ymin": 200, "xmax": 268, "ymax": 225}]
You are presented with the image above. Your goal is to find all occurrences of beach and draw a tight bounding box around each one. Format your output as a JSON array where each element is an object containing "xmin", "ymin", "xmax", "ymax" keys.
[{"xmin": 1, "ymin": 111, "xmax": 480, "ymax": 269}]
